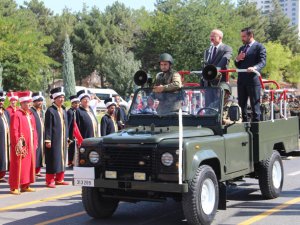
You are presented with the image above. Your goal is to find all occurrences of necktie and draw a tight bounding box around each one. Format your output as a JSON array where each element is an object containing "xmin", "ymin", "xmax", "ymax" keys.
[
  {"xmin": 243, "ymin": 44, "xmax": 250, "ymax": 54},
  {"xmin": 210, "ymin": 46, "xmax": 217, "ymax": 62}
]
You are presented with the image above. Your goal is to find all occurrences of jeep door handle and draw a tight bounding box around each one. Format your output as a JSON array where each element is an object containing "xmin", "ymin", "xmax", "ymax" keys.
[{"xmin": 241, "ymin": 141, "xmax": 248, "ymax": 146}]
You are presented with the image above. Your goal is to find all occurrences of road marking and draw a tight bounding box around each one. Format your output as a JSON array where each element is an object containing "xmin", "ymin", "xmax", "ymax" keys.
[
  {"xmin": 0, "ymin": 191, "xmax": 81, "ymax": 212},
  {"xmin": 238, "ymin": 197, "xmax": 300, "ymax": 225},
  {"xmin": 35, "ymin": 211, "xmax": 86, "ymax": 225},
  {"xmin": 288, "ymin": 171, "xmax": 300, "ymax": 176}
]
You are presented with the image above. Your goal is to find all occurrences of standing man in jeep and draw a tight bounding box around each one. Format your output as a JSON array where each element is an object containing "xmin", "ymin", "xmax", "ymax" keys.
[
  {"xmin": 235, "ymin": 27, "xmax": 266, "ymax": 122},
  {"xmin": 153, "ymin": 53, "xmax": 182, "ymax": 114},
  {"xmin": 202, "ymin": 29, "xmax": 232, "ymax": 86}
]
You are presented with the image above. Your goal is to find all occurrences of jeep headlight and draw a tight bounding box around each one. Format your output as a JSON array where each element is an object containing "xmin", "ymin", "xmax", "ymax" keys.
[
  {"xmin": 89, "ymin": 151, "xmax": 100, "ymax": 164},
  {"xmin": 79, "ymin": 147, "xmax": 85, "ymax": 153},
  {"xmin": 161, "ymin": 152, "xmax": 174, "ymax": 166}
]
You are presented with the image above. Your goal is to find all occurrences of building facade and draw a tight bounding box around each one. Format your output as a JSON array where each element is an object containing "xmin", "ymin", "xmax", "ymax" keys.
[{"xmin": 249, "ymin": 0, "xmax": 300, "ymax": 27}]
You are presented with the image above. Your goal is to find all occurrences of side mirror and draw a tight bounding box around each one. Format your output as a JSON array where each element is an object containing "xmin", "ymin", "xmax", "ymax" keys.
[{"xmin": 228, "ymin": 105, "xmax": 240, "ymax": 122}]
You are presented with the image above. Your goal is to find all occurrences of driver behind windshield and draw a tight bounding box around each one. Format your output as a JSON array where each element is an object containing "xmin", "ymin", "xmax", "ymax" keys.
[{"xmin": 152, "ymin": 53, "xmax": 182, "ymax": 114}]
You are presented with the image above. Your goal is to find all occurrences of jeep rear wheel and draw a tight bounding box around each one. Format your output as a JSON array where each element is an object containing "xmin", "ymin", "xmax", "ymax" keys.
[
  {"xmin": 82, "ymin": 187, "xmax": 119, "ymax": 218},
  {"xmin": 182, "ymin": 165, "xmax": 219, "ymax": 225},
  {"xmin": 258, "ymin": 151, "xmax": 284, "ymax": 199}
]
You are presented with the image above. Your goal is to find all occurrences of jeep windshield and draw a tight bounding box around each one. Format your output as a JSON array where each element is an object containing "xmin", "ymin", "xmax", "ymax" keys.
[{"xmin": 127, "ymin": 87, "xmax": 222, "ymax": 127}]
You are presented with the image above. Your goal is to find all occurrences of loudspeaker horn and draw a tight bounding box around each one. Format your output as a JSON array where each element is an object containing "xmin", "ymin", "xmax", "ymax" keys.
[
  {"xmin": 202, "ymin": 64, "xmax": 218, "ymax": 81},
  {"xmin": 134, "ymin": 70, "xmax": 148, "ymax": 86}
]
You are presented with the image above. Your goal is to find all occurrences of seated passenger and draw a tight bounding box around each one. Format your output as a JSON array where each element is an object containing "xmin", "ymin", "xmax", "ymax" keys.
[
  {"xmin": 220, "ymin": 82, "xmax": 242, "ymax": 125},
  {"xmin": 141, "ymin": 96, "xmax": 159, "ymax": 115}
]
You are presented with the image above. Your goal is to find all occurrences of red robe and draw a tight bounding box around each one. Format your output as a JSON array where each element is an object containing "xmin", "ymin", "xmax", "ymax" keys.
[
  {"xmin": 9, "ymin": 109, "xmax": 37, "ymax": 189},
  {"xmin": 6, "ymin": 106, "xmax": 19, "ymax": 118}
]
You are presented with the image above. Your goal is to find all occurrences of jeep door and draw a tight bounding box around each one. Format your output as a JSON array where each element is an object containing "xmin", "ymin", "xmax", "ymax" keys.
[{"xmin": 223, "ymin": 123, "xmax": 251, "ymax": 174}]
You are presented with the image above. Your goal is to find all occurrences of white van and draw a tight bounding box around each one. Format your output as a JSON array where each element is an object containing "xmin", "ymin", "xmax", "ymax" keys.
[{"xmin": 86, "ymin": 88, "xmax": 128, "ymax": 113}]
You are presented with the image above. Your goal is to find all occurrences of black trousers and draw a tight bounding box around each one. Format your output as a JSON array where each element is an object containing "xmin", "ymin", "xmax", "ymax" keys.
[{"xmin": 238, "ymin": 84, "xmax": 261, "ymax": 122}]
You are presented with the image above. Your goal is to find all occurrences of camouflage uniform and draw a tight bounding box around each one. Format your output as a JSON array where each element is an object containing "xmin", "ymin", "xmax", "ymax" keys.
[
  {"xmin": 260, "ymin": 101, "xmax": 270, "ymax": 121},
  {"xmin": 223, "ymin": 100, "xmax": 242, "ymax": 125},
  {"xmin": 154, "ymin": 69, "xmax": 182, "ymax": 92},
  {"xmin": 154, "ymin": 69, "xmax": 182, "ymax": 114}
]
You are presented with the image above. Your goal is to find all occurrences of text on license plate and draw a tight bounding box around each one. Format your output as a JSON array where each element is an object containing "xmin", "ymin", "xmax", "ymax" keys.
[{"xmin": 74, "ymin": 179, "xmax": 94, "ymax": 187}]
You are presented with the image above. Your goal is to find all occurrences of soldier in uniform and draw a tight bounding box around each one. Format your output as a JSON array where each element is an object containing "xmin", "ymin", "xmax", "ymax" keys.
[
  {"xmin": 67, "ymin": 95, "xmax": 80, "ymax": 167},
  {"xmin": 30, "ymin": 92, "xmax": 45, "ymax": 177},
  {"xmin": 76, "ymin": 90, "xmax": 98, "ymax": 138},
  {"xmin": 9, "ymin": 91, "xmax": 38, "ymax": 195},
  {"xmin": 260, "ymin": 93, "xmax": 270, "ymax": 121},
  {"xmin": 101, "ymin": 99, "xmax": 117, "ymax": 136},
  {"xmin": 220, "ymin": 82, "xmax": 242, "ymax": 125},
  {"xmin": 288, "ymin": 94, "xmax": 299, "ymax": 116},
  {"xmin": 44, "ymin": 87, "xmax": 69, "ymax": 188},
  {"xmin": 153, "ymin": 53, "xmax": 182, "ymax": 114},
  {"xmin": 0, "ymin": 91, "xmax": 10, "ymax": 182}
]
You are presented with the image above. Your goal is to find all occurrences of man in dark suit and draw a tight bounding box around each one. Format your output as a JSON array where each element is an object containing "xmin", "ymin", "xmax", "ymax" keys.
[
  {"xmin": 202, "ymin": 29, "xmax": 232, "ymax": 86},
  {"xmin": 234, "ymin": 27, "xmax": 266, "ymax": 122}
]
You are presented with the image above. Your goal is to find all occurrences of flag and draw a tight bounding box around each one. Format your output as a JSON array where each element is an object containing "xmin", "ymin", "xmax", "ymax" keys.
[{"xmin": 73, "ymin": 120, "xmax": 83, "ymax": 147}]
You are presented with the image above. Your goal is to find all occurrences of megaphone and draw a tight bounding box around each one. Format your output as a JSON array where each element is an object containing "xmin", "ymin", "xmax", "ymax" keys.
[
  {"xmin": 202, "ymin": 64, "xmax": 220, "ymax": 81},
  {"xmin": 134, "ymin": 70, "xmax": 152, "ymax": 87}
]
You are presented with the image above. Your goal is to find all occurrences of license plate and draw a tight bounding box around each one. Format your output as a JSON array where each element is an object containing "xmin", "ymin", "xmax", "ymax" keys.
[{"xmin": 74, "ymin": 179, "xmax": 94, "ymax": 187}]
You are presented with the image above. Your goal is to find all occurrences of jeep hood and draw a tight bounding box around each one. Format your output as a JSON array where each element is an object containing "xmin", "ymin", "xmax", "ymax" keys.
[{"xmin": 101, "ymin": 126, "xmax": 214, "ymax": 144}]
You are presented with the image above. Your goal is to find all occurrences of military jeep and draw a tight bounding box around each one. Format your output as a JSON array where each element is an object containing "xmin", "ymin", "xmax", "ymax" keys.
[{"xmin": 74, "ymin": 85, "xmax": 299, "ymax": 225}]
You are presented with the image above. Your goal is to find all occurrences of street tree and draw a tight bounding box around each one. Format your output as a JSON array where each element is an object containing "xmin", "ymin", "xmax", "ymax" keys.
[
  {"xmin": 0, "ymin": 10, "xmax": 57, "ymax": 90},
  {"xmin": 62, "ymin": 34, "xmax": 76, "ymax": 99},
  {"xmin": 266, "ymin": 0, "xmax": 300, "ymax": 53},
  {"xmin": 262, "ymin": 42, "xmax": 292, "ymax": 82},
  {"xmin": 101, "ymin": 45, "xmax": 141, "ymax": 96}
]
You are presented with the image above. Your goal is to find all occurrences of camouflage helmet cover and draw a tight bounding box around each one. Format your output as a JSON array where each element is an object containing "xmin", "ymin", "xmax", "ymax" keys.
[
  {"xmin": 159, "ymin": 53, "xmax": 174, "ymax": 64},
  {"xmin": 219, "ymin": 82, "xmax": 232, "ymax": 95}
]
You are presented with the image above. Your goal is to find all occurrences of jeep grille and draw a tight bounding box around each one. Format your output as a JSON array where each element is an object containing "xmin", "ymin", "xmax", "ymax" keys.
[{"xmin": 102, "ymin": 144, "xmax": 157, "ymax": 180}]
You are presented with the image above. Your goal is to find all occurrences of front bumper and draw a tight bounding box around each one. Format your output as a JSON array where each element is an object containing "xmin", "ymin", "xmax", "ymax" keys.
[{"xmin": 93, "ymin": 178, "xmax": 188, "ymax": 193}]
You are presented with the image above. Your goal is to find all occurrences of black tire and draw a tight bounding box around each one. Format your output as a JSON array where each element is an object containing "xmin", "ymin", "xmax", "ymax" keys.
[
  {"xmin": 182, "ymin": 165, "xmax": 219, "ymax": 225},
  {"xmin": 258, "ymin": 150, "xmax": 284, "ymax": 199},
  {"xmin": 82, "ymin": 187, "xmax": 119, "ymax": 218}
]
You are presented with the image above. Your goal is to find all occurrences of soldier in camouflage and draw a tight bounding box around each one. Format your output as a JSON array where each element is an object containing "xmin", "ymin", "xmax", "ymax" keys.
[
  {"xmin": 260, "ymin": 93, "xmax": 270, "ymax": 121},
  {"xmin": 219, "ymin": 82, "xmax": 242, "ymax": 125},
  {"xmin": 153, "ymin": 53, "xmax": 182, "ymax": 114}
]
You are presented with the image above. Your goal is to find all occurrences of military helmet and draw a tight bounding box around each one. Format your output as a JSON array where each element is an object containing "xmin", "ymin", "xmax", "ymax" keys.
[
  {"xmin": 219, "ymin": 82, "xmax": 231, "ymax": 95},
  {"xmin": 159, "ymin": 53, "xmax": 174, "ymax": 64}
]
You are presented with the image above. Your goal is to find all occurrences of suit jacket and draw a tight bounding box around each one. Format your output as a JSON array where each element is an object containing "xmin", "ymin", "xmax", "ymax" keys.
[
  {"xmin": 234, "ymin": 41, "xmax": 266, "ymax": 86},
  {"xmin": 202, "ymin": 43, "xmax": 232, "ymax": 85},
  {"xmin": 203, "ymin": 43, "xmax": 232, "ymax": 69}
]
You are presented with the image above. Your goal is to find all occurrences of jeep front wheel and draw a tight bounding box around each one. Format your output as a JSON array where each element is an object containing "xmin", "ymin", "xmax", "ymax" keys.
[
  {"xmin": 82, "ymin": 187, "xmax": 119, "ymax": 218},
  {"xmin": 182, "ymin": 165, "xmax": 219, "ymax": 225},
  {"xmin": 258, "ymin": 150, "xmax": 284, "ymax": 199}
]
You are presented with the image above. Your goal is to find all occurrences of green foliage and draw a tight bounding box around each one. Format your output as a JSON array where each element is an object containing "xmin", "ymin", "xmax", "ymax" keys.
[
  {"xmin": 62, "ymin": 34, "xmax": 76, "ymax": 99},
  {"xmin": 101, "ymin": 45, "xmax": 141, "ymax": 96},
  {"xmin": 263, "ymin": 42, "xmax": 292, "ymax": 82},
  {"xmin": 284, "ymin": 55, "xmax": 300, "ymax": 84},
  {"xmin": 63, "ymin": 100, "xmax": 71, "ymax": 109},
  {"xmin": 71, "ymin": 6, "xmax": 108, "ymax": 82},
  {"xmin": 236, "ymin": 0, "xmax": 269, "ymax": 43},
  {"xmin": 0, "ymin": 9, "xmax": 58, "ymax": 91}
]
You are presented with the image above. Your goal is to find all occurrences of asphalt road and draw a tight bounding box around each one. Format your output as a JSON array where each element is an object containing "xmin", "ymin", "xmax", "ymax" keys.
[{"xmin": 0, "ymin": 156, "xmax": 300, "ymax": 225}]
